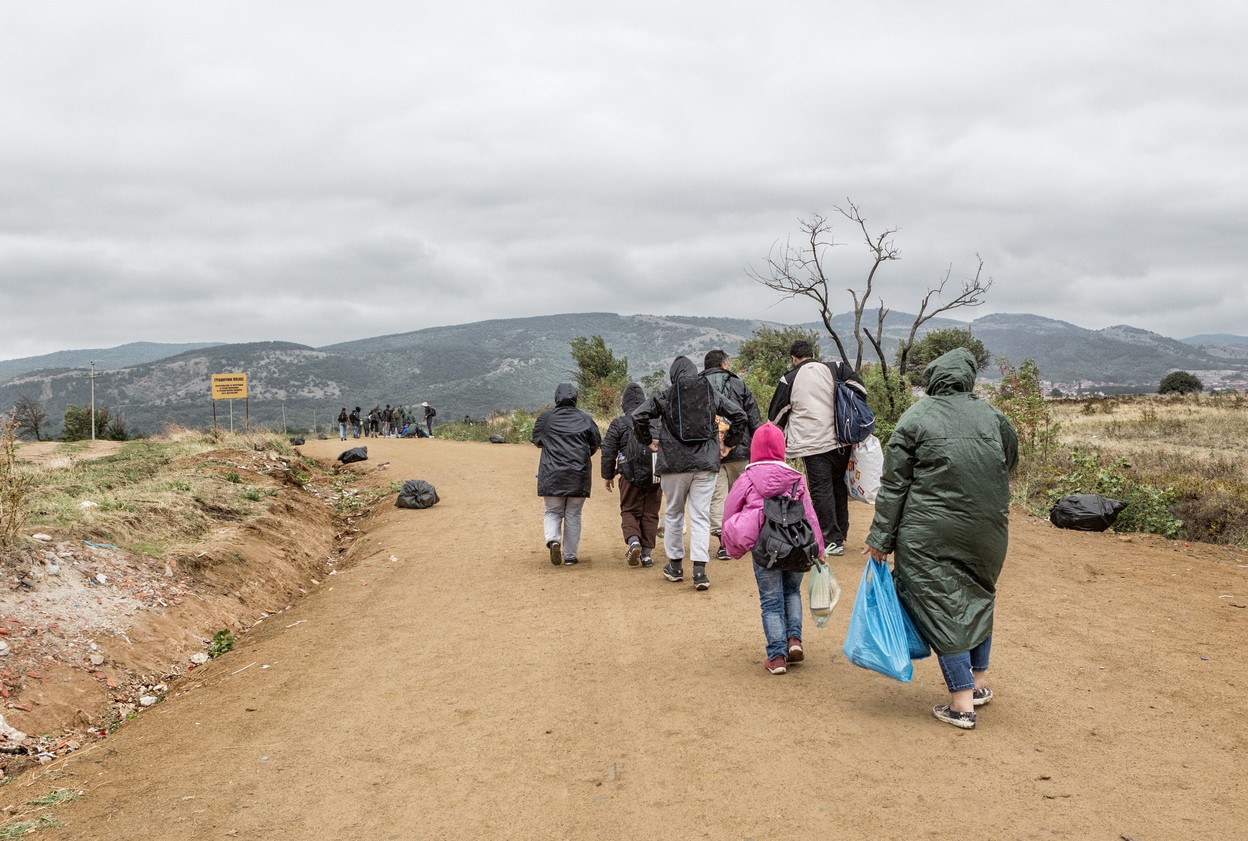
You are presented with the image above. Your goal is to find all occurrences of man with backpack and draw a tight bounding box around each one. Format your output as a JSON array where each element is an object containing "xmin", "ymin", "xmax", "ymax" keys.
[
  {"xmin": 422, "ymin": 402, "xmax": 437, "ymax": 436},
  {"xmin": 601, "ymin": 382, "xmax": 663, "ymax": 568},
  {"xmin": 631, "ymin": 356, "xmax": 748, "ymax": 591},
  {"xmin": 336, "ymin": 407, "xmax": 349, "ymax": 441},
  {"xmin": 768, "ymin": 339, "xmax": 871, "ymax": 557},
  {"xmin": 349, "ymin": 406, "xmax": 363, "ymax": 439},
  {"xmin": 699, "ymin": 349, "xmax": 762, "ymax": 559}
]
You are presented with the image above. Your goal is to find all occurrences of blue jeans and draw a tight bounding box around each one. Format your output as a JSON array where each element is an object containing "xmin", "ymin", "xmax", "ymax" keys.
[
  {"xmin": 936, "ymin": 635, "xmax": 993, "ymax": 692},
  {"xmin": 753, "ymin": 562, "xmax": 805, "ymax": 659}
]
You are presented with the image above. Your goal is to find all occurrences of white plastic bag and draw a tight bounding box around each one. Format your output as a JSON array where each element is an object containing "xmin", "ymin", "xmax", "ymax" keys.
[
  {"xmin": 845, "ymin": 434, "xmax": 883, "ymax": 504},
  {"xmin": 807, "ymin": 560, "xmax": 842, "ymax": 628}
]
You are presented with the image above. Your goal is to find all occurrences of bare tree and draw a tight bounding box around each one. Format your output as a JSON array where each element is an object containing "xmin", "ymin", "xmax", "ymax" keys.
[
  {"xmin": 12, "ymin": 394, "xmax": 47, "ymax": 441},
  {"xmin": 750, "ymin": 200, "xmax": 992, "ymax": 418},
  {"xmin": 894, "ymin": 257, "xmax": 991, "ymax": 382},
  {"xmin": 746, "ymin": 203, "xmax": 899, "ymax": 369}
]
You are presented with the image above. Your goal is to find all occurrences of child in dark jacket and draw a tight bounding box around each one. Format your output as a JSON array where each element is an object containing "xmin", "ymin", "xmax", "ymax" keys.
[
  {"xmin": 722, "ymin": 422, "xmax": 824, "ymax": 674},
  {"xmin": 601, "ymin": 383, "xmax": 662, "ymax": 567}
]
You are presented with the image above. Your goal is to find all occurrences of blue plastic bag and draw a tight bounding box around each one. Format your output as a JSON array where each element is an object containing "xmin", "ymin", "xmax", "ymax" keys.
[{"xmin": 843, "ymin": 559, "xmax": 913, "ymax": 681}]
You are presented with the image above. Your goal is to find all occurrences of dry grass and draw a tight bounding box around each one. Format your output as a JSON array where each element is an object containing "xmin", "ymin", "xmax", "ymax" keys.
[
  {"xmin": 1048, "ymin": 394, "xmax": 1248, "ymax": 545},
  {"xmin": 0, "ymin": 415, "xmax": 35, "ymax": 548},
  {"xmin": 10, "ymin": 429, "xmax": 318, "ymax": 557},
  {"xmin": 1054, "ymin": 394, "xmax": 1248, "ymax": 479}
]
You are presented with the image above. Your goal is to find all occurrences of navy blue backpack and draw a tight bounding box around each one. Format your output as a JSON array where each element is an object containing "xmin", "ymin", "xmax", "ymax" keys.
[{"xmin": 833, "ymin": 366, "xmax": 876, "ymax": 445}]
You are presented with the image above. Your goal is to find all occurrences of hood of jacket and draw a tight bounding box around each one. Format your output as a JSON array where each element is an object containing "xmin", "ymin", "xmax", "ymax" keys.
[
  {"xmin": 923, "ymin": 347, "xmax": 977, "ymax": 396},
  {"xmin": 668, "ymin": 355, "xmax": 697, "ymax": 383},
  {"xmin": 554, "ymin": 382, "xmax": 579, "ymax": 407},
  {"xmin": 621, "ymin": 382, "xmax": 646, "ymax": 415},
  {"xmin": 744, "ymin": 423, "xmax": 806, "ymax": 498},
  {"xmin": 750, "ymin": 422, "xmax": 786, "ymax": 462}
]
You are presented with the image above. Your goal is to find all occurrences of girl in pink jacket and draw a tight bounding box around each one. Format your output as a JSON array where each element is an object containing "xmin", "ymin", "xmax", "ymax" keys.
[{"xmin": 722, "ymin": 422, "xmax": 824, "ymax": 674}]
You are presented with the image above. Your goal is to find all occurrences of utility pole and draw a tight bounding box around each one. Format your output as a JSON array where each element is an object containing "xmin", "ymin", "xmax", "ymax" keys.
[{"xmin": 89, "ymin": 361, "xmax": 98, "ymax": 441}]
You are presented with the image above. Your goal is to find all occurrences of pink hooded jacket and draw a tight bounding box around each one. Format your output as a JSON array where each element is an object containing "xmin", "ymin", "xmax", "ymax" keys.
[{"xmin": 720, "ymin": 423, "xmax": 825, "ymax": 561}]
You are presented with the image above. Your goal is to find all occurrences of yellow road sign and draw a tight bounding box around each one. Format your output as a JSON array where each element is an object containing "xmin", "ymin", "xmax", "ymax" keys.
[{"xmin": 211, "ymin": 373, "xmax": 248, "ymax": 400}]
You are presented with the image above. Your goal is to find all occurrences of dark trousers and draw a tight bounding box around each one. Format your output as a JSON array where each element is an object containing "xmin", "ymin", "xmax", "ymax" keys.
[
  {"xmin": 803, "ymin": 446, "xmax": 852, "ymax": 545},
  {"xmin": 618, "ymin": 476, "xmax": 663, "ymax": 550}
]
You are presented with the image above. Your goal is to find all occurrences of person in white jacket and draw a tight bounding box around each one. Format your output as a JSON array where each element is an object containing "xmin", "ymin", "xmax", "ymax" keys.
[{"xmin": 766, "ymin": 339, "xmax": 851, "ymax": 557}]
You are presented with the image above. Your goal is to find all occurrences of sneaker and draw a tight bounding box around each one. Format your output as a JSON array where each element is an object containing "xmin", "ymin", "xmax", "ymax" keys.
[
  {"xmin": 563, "ymin": 557, "xmax": 579, "ymax": 566},
  {"xmin": 662, "ymin": 562, "xmax": 684, "ymax": 582},
  {"xmin": 548, "ymin": 541, "xmax": 562, "ymax": 566},
  {"xmin": 715, "ymin": 545, "xmax": 729, "ymax": 561},
  {"xmin": 825, "ymin": 542, "xmax": 845, "ymax": 557},
  {"xmin": 932, "ymin": 704, "xmax": 976, "ymax": 730},
  {"xmin": 972, "ymin": 687, "xmax": 993, "ymax": 707},
  {"xmin": 626, "ymin": 542, "xmax": 642, "ymax": 567},
  {"xmin": 692, "ymin": 568, "xmax": 710, "ymax": 590},
  {"xmin": 640, "ymin": 555, "xmax": 654, "ymax": 568},
  {"xmin": 786, "ymin": 638, "xmax": 804, "ymax": 662},
  {"xmin": 765, "ymin": 655, "xmax": 788, "ymax": 674}
]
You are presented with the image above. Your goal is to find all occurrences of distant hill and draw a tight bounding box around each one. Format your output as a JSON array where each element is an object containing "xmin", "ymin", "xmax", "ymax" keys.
[
  {"xmin": 968, "ymin": 314, "xmax": 1243, "ymax": 385},
  {"xmin": 1180, "ymin": 333, "xmax": 1248, "ymax": 361},
  {"xmin": 4, "ymin": 312, "xmax": 1246, "ymax": 437},
  {"xmin": 0, "ymin": 341, "xmax": 222, "ymax": 383},
  {"xmin": 1181, "ymin": 333, "xmax": 1248, "ymax": 347}
]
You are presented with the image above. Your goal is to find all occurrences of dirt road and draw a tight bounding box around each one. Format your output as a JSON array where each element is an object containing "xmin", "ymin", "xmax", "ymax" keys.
[{"xmin": 10, "ymin": 436, "xmax": 1246, "ymax": 839}]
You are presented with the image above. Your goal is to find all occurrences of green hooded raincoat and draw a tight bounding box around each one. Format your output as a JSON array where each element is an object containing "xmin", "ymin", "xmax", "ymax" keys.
[{"xmin": 866, "ymin": 348, "xmax": 1019, "ymax": 656}]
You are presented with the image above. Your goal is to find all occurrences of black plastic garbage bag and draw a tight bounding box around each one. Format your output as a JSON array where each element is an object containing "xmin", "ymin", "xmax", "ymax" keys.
[
  {"xmin": 489, "ymin": 435, "xmax": 506, "ymax": 444},
  {"xmin": 1049, "ymin": 494, "xmax": 1127, "ymax": 532},
  {"xmin": 396, "ymin": 479, "xmax": 440, "ymax": 509},
  {"xmin": 337, "ymin": 446, "xmax": 368, "ymax": 464},
  {"xmin": 290, "ymin": 436, "xmax": 306, "ymax": 445}
]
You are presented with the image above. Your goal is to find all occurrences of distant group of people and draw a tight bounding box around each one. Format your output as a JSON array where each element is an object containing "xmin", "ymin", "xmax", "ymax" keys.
[
  {"xmin": 531, "ymin": 343, "xmax": 1018, "ymax": 730},
  {"xmin": 336, "ymin": 402, "xmax": 437, "ymax": 440}
]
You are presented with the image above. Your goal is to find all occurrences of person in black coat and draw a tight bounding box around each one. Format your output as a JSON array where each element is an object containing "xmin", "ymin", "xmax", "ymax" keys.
[
  {"xmin": 532, "ymin": 383, "xmax": 602, "ymax": 566},
  {"xmin": 601, "ymin": 382, "xmax": 663, "ymax": 567},
  {"xmin": 631, "ymin": 356, "xmax": 748, "ymax": 590}
]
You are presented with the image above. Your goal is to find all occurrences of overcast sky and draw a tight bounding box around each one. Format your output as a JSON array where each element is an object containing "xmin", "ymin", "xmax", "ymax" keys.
[{"xmin": 2, "ymin": 2, "xmax": 1245, "ymax": 361}]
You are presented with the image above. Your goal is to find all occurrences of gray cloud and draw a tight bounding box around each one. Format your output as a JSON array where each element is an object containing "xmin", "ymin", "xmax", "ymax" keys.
[{"xmin": 2, "ymin": 2, "xmax": 1246, "ymax": 361}]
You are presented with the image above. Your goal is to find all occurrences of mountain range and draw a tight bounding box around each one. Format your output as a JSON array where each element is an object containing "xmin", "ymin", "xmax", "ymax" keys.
[{"xmin": 2, "ymin": 312, "xmax": 1246, "ymax": 437}]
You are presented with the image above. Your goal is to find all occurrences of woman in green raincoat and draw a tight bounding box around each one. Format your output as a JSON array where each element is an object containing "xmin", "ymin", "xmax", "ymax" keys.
[{"xmin": 865, "ymin": 348, "xmax": 1018, "ymax": 730}]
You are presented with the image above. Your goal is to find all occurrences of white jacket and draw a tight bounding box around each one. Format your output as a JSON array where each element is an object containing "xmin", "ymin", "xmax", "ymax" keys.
[{"xmin": 770, "ymin": 360, "xmax": 843, "ymax": 458}]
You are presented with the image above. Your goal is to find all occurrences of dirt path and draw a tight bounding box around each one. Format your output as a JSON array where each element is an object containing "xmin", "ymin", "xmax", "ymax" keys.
[
  {"xmin": 8, "ymin": 437, "xmax": 1246, "ymax": 839},
  {"xmin": 14, "ymin": 441, "xmax": 125, "ymax": 466}
]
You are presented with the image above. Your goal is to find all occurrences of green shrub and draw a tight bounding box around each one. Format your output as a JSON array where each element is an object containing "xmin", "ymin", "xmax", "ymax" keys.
[{"xmin": 208, "ymin": 629, "xmax": 236, "ymax": 658}]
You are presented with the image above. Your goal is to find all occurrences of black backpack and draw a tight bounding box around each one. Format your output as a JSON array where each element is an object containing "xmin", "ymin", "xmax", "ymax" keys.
[
  {"xmin": 619, "ymin": 428, "xmax": 655, "ymax": 486},
  {"xmin": 751, "ymin": 479, "xmax": 820, "ymax": 572},
  {"xmin": 664, "ymin": 377, "xmax": 716, "ymax": 444}
]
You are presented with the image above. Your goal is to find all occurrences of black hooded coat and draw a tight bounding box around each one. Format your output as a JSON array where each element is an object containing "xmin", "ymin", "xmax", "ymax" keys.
[
  {"xmin": 631, "ymin": 356, "xmax": 748, "ymax": 475},
  {"xmin": 532, "ymin": 383, "xmax": 602, "ymax": 497},
  {"xmin": 601, "ymin": 382, "xmax": 655, "ymax": 485}
]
